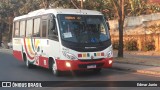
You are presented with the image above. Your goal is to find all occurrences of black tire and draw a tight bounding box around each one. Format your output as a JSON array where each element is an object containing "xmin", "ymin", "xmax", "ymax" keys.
[
  {"xmin": 93, "ymin": 68, "xmax": 102, "ymax": 73},
  {"xmin": 24, "ymin": 55, "xmax": 33, "ymax": 68},
  {"xmin": 52, "ymin": 61, "xmax": 61, "ymax": 76}
]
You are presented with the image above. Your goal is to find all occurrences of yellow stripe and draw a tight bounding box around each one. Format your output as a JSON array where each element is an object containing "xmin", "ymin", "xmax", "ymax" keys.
[
  {"xmin": 35, "ymin": 40, "xmax": 40, "ymax": 49},
  {"xmin": 27, "ymin": 39, "xmax": 35, "ymax": 55}
]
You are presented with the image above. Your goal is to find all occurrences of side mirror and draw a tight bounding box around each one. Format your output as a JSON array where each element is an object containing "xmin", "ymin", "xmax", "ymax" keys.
[
  {"xmin": 106, "ymin": 21, "xmax": 110, "ymax": 30},
  {"xmin": 49, "ymin": 19, "xmax": 55, "ymax": 30},
  {"xmin": 104, "ymin": 16, "xmax": 110, "ymax": 30},
  {"xmin": 49, "ymin": 15, "xmax": 55, "ymax": 30},
  {"xmin": 50, "ymin": 19, "xmax": 58, "ymax": 35}
]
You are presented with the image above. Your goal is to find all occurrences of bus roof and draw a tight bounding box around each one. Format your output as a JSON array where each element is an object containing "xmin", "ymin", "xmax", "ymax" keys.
[{"xmin": 14, "ymin": 9, "xmax": 103, "ymax": 21}]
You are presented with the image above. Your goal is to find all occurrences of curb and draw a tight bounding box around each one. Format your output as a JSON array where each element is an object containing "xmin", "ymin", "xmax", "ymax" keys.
[
  {"xmin": 114, "ymin": 61, "xmax": 160, "ymax": 67},
  {"xmin": 0, "ymin": 48, "xmax": 12, "ymax": 54},
  {"xmin": 136, "ymin": 70, "xmax": 160, "ymax": 76},
  {"xmin": 111, "ymin": 67, "xmax": 160, "ymax": 76},
  {"xmin": 111, "ymin": 67, "xmax": 137, "ymax": 72}
]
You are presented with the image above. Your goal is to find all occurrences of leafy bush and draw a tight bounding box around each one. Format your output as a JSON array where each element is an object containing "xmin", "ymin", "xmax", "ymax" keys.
[
  {"xmin": 125, "ymin": 39, "xmax": 138, "ymax": 51},
  {"xmin": 142, "ymin": 39, "xmax": 155, "ymax": 51},
  {"xmin": 112, "ymin": 40, "xmax": 119, "ymax": 50}
]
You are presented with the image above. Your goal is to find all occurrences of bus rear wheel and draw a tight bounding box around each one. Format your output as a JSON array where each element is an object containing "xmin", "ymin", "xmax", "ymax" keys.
[{"xmin": 52, "ymin": 61, "xmax": 61, "ymax": 76}]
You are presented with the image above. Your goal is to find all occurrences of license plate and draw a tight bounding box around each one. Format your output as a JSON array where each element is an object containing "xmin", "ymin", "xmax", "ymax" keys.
[{"xmin": 87, "ymin": 65, "xmax": 96, "ymax": 69}]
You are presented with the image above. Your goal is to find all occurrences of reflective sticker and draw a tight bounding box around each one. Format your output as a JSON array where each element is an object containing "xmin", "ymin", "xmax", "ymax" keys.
[
  {"xmin": 82, "ymin": 53, "xmax": 87, "ymax": 57},
  {"xmin": 78, "ymin": 54, "xmax": 82, "ymax": 57},
  {"xmin": 78, "ymin": 52, "xmax": 105, "ymax": 58},
  {"xmin": 97, "ymin": 53, "xmax": 101, "ymax": 56},
  {"xmin": 44, "ymin": 60, "xmax": 46, "ymax": 65},
  {"xmin": 94, "ymin": 52, "xmax": 104, "ymax": 57},
  {"xmin": 101, "ymin": 52, "xmax": 104, "ymax": 56},
  {"xmin": 87, "ymin": 53, "xmax": 90, "ymax": 57}
]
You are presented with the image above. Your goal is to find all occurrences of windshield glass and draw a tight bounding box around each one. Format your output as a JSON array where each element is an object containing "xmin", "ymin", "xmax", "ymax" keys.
[{"xmin": 58, "ymin": 15, "xmax": 110, "ymax": 44}]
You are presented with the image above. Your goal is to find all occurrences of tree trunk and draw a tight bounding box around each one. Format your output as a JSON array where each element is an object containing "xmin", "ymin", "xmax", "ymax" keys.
[
  {"xmin": 117, "ymin": 0, "xmax": 125, "ymax": 57},
  {"xmin": 8, "ymin": 16, "xmax": 13, "ymax": 42},
  {"xmin": 118, "ymin": 19, "xmax": 124, "ymax": 57},
  {"xmin": 8, "ymin": 24, "xmax": 12, "ymax": 42},
  {"xmin": 0, "ymin": 32, "xmax": 2, "ymax": 47},
  {"xmin": 0, "ymin": 23, "xmax": 2, "ymax": 47},
  {"xmin": 81, "ymin": 0, "xmax": 83, "ymax": 9}
]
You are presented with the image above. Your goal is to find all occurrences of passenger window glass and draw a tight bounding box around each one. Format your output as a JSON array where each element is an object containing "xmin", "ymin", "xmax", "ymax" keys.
[
  {"xmin": 42, "ymin": 20, "xmax": 47, "ymax": 37},
  {"xmin": 26, "ymin": 19, "xmax": 33, "ymax": 37},
  {"xmin": 14, "ymin": 22, "xmax": 20, "ymax": 37},
  {"xmin": 33, "ymin": 18, "xmax": 40, "ymax": 37},
  {"xmin": 20, "ymin": 21, "xmax": 26, "ymax": 37}
]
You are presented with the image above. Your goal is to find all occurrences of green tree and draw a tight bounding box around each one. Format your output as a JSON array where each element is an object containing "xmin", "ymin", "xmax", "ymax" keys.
[{"xmin": 1, "ymin": 0, "xmax": 160, "ymax": 48}]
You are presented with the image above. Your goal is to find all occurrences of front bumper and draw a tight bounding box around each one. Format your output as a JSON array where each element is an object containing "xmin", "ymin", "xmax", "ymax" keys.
[{"xmin": 56, "ymin": 58, "xmax": 113, "ymax": 71}]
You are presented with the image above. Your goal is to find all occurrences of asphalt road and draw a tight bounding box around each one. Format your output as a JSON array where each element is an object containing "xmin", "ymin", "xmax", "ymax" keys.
[{"xmin": 0, "ymin": 49, "xmax": 160, "ymax": 90}]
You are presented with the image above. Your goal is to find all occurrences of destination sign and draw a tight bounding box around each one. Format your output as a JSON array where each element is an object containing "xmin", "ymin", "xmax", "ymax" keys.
[{"xmin": 65, "ymin": 16, "xmax": 81, "ymax": 20}]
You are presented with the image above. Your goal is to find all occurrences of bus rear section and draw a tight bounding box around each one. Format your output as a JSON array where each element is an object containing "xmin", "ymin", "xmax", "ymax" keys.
[{"xmin": 12, "ymin": 9, "xmax": 113, "ymax": 76}]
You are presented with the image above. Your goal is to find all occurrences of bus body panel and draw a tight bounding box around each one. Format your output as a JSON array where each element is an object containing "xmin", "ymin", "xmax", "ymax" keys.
[
  {"xmin": 13, "ymin": 38, "xmax": 61, "ymax": 69},
  {"xmin": 56, "ymin": 45, "xmax": 113, "ymax": 71},
  {"xmin": 13, "ymin": 37, "xmax": 113, "ymax": 71},
  {"xmin": 55, "ymin": 58, "xmax": 113, "ymax": 71},
  {"xmin": 13, "ymin": 38, "xmax": 23, "ymax": 61},
  {"xmin": 12, "ymin": 9, "xmax": 113, "ymax": 73}
]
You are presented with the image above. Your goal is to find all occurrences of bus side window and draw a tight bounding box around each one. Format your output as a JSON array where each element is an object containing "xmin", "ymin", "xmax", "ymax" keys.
[
  {"xmin": 14, "ymin": 21, "xmax": 20, "ymax": 37},
  {"xmin": 26, "ymin": 19, "xmax": 33, "ymax": 37},
  {"xmin": 33, "ymin": 18, "xmax": 40, "ymax": 37},
  {"xmin": 42, "ymin": 20, "xmax": 48, "ymax": 38},
  {"xmin": 19, "ymin": 21, "xmax": 26, "ymax": 37},
  {"xmin": 48, "ymin": 19, "xmax": 58, "ymax": 41}
]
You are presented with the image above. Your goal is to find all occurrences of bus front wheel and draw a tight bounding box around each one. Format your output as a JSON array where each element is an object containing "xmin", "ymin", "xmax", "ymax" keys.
[
  {"xmin": 52, "ymin": 61, "xmax": 61, "ymax": 76},
  {"xmin": 24, "ymin": 54, "xmax": 33, "ymax": 68}
]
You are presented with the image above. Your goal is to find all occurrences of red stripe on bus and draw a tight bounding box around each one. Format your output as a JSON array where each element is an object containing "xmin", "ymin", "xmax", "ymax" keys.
[
  {"xmin": 56, "ymin": 58, "xmax": 113, "ymax": 71},
  {"xmin": 13, "ymin": 50, "xmax": 23, "ymax": 61},
  {"xmin": 39, "ymin": 56, "xmax": 49, "ymax": 68}
]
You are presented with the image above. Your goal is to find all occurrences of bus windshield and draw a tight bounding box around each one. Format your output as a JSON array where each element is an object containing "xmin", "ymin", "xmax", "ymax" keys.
[{"xmin": 58, "ymin": 15, "xmax": 110, "ymax": 44}]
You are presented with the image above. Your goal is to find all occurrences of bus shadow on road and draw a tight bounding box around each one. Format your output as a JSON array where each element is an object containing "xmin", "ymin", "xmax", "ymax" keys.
[
  {"xmin": 20, "ymin": 64, "xmax": 104, "ymax": 77},
  {"xmin": 17, "ymin": 62, "xmax": 120, "ymax": 79}
]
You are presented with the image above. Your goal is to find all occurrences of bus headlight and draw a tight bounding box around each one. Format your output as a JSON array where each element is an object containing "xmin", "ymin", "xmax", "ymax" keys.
[
  {"xmin": 62, "ymin": 51, "xmax": 77, "ymax": 60},
  {"xmin": 107, "ymin": 51, "xmax": 113, "ymax": 58},
  {"xmin": 109, "ymin": 60, "xmax": 112, "ymax": 64},
  {"xmin": 66, "ymin": 62, "xmax": 71, "ymax": 67}
]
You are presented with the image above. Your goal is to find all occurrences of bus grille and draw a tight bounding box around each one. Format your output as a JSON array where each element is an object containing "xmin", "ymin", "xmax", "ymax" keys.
[{"xmin": 79, "ymin": 58, "xmax": 104, "ymax": 62}]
